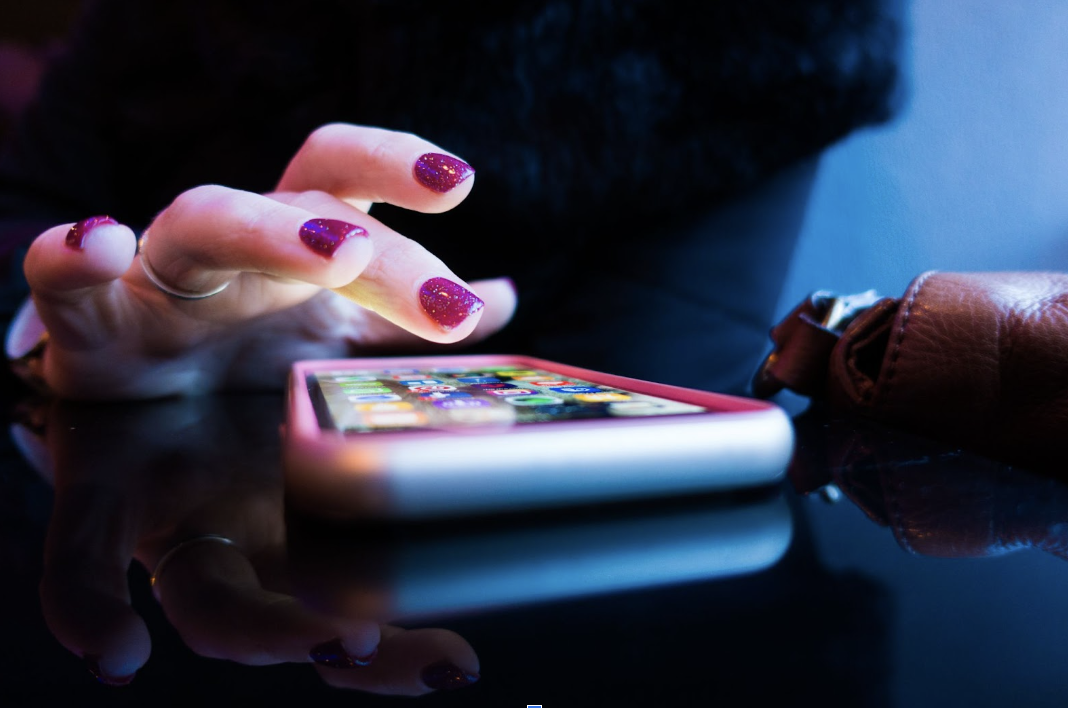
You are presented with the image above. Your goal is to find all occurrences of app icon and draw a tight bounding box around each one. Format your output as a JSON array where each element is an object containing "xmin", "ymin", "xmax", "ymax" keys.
[
  {"xmin": 348, "ymin": 393, "xmax": 403, "ymax": 403},
  {"xmin": 527, "ymin": 380, "xmax": 573, "ymax": 387},
  {"xmin": 447, "ymin": 407, "xmax": 516, "ymax": 424},
  {"xmin": 609, "ymin": 400, "xmax": 704, "ymax": 416},
  {"xmin": 505, "ymin": 395, "xmax": 563, "ymax": 406},
  {"xmin": 384, "ymin": 369, "xmax": 420, "ymax": 375},
  {"xmin": 340, "ymin": 386, "xmax": 392, "ymax": 396},
  {"xmin": 354, "ymin": 401, "xmax": 415, "ymax": 412},
  {"xmin": 574, "ymin": 392, "xmax": 631, "ymax": 402},
  {"xmin": 550, "ymin": 386, "xmax": 601, "ymax": 394},
  {"xmin": 432, "ymin": 398, "xmax": 492, "ymax": 410},
  {"xmin": 457, "ymin": 376, "xmax": 500, "ymax": 384},
  {"xmin": 397, "ymin": 378, "xmax": 444, "ymax": 386},
  {"xmin": 338, "ymin": 379, "xmax": 388, "ymax": 388},
  {"xmin": 366, "ymin": 411, "xmax": 428, "ymax": 427},
  {"xmin": 418, "ymin": 391, "xmax": 472, "ymax": 401},
  {"xmin": 512, "ymin": 375, "xmax": 549, "ymax": 382},
  {"xmin": 486, "ymin": 388, "xmax": 535, "ymax": 396},
  {"xmin": 471, "ymin": 382, "xmax": 517, "ymax": 389},
  {"xmin": 408, "ymin": 384, "xmax": 457, "ymax": 393}
]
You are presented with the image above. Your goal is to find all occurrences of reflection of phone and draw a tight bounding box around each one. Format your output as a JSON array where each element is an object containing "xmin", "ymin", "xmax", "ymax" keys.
[
  {"xmin": 289, "ymin": 493, "xmax": 793, "ymax": 620},
  {"xmin": 284, "ymin": 355, "xmax": 793, "ymax": 518}
]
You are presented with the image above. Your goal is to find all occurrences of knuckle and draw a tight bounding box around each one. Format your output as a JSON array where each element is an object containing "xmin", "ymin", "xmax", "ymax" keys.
[
  {"xmin": 164, "ymin": 185, "xmax": 229, "ymax": 229},
  {"xmin": 302, "ymin": 122, "xmax": 350, "ymax": 156},
  {"xmin": 360, "ymin": 238, "xmax": 420, "ymax": 284},
  {"xmin": 284, "ymin": 189, "xmax": 334, "ymax": 212}
]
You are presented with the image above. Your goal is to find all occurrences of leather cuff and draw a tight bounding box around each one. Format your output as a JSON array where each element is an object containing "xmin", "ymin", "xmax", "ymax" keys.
[{"xmin": 757, "ymin": 271, "xmax": 1068, "ymax": 471}]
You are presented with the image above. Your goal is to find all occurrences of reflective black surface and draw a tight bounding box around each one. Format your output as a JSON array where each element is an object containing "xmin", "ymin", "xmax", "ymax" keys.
[{"xmin": 3, "ymin": 394, "xmax": 1068, "ymax": 706}]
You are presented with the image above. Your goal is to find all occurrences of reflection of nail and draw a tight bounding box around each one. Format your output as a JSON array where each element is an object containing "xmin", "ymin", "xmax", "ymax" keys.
[
  {"xmin": 10, "ymin": 423, "xmax": 51, "ymax": 484},
  {"xmin": 309, "ymin": 638, "xmax": 377, "ymax": 669},
  {"xmin": 84, "ymin": 655, "xmax": 136, "ymax": 687},
  {"xmin": 65, "ymin": 216, "xmax": 118, "ymax": 250},
  {"xmin": 421, "ymin": 660, "xmax": 480, "ymax": 691},
  {"xmin": 413, "ymin": 153, "xmax": 475, "ymax": 193},
  {"xmin": 419, "ymin": 277, "xmax": 485, "ymax": 331},
  {"xmin": 299, "ymin": 219, "xmax": 368, "ymax": 258}
]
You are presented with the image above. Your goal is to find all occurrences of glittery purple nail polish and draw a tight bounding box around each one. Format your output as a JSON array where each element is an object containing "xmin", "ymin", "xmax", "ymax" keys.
[
  {"xmin": 413, "ymin": 153, "xmax": 475, "ymax": 193},
  {"xmin": 419, "ymin": 277, "xmax": 485, "ymax": 331},
  {"xmin": 84, "ymin": 655, "xmax": 136, "ymax": 687},
  {"xmin": 309, "ymin": 638, "xmax": 377, "ymax": 669},
  {"xmin": 65, "ymin": 215, "xmax": 117, "ymax": 250},
  {"xmin": 299, "ymin": 218, "xmax": 368, "ymax": 257},
  {"xmin": 421, "ymin": 661, "xmax": 480, "ymax": 691}
]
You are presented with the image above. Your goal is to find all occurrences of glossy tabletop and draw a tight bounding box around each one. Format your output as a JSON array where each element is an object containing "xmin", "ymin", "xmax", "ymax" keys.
[{"xmin": 2, "ymin": 392, "xmax": 1067, "ymax": 707}]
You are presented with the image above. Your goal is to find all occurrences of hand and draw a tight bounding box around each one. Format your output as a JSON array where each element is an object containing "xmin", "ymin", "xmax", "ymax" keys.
[
  {"xmin": 20, "ymin": 124, "xmax": 516, "ymax": 398},
  {"xmin": 19, "ymin": 395, "xmax": 480, "ymax": 693}
]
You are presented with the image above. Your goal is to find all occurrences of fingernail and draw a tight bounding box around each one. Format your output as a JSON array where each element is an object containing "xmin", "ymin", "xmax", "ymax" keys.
[
  {"xmin": 65, "ymin": 215, "xmax": 117, "ymax": 250},
  {"xmin": 299, "ymin": 218, "xmax": 368, "ymax": 258},
  {"xmin": 419, "ymin": 277, "xmax": 485, "ymax": 331},
  {"xmin": 84, "ymin": 654, "xmax": 136, "ymax": 687},
  {"xmin": 421, "ymin": 660, "xmax": 480, "ymax": 691},
  {"xmin": 309, "ymin": 638, "xmax": 377, "ymax": 669},
  {"xmin": 413, "ymin": 153, "xmax": 475, "ymax": 193}
]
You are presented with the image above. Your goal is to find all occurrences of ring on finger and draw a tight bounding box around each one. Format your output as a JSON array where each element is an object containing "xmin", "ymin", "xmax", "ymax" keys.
[
  {"xmin": 150, "ymin": 534, "xmax": 238, "ymax": 600},
  {"xmin": 138, "ymin": 230, "xmax": 231, "ymax": 300}
]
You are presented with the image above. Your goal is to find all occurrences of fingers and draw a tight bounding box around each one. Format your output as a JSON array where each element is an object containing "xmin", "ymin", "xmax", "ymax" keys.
[
  {"xmin": 24, "ymin": 217, "xmax": 136, "ymax": 295},
  {"xmin": 154, "ymin": 538, "xmax": 380, "ymax": 667},
  {"xmin": 141, "ymin": 184, "xmax": 375, "ymax": 298},
  {"xmin": 23, "ymin": 218, "xmax": 138, "ymax": 349},
  {"xmin": 39, "ymin": 480, "xmax": 151, "ymax": 686},
  {"xmin": 270, "ymin": 191, "xmax": 495, "ymax": 343},
  {"xmin": 317, "ymin": 626, "xmax": 480, "ymax": 696},
  {"xmin": 144, "ymin": 185, "xmax": 492, "ymax": 342},
  {"xmin": 354, "ymin": 277, "xmax": 517, "ymax": 349},
  {"xmin": 444, "ymin": 277, "xmax": 517, "ymax": 343},
  {"xmin": 153, "ymin": 539, "xmax": 480, "ymax": 696},
  {"xmin": 277, "ymin": 123, "xmax": 475, "ymax": 214}
]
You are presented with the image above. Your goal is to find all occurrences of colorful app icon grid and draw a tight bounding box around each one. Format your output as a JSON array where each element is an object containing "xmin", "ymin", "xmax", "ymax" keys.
[{"xmin": 315, "ymin": 364, "xmax": 705, "ymax": 432}]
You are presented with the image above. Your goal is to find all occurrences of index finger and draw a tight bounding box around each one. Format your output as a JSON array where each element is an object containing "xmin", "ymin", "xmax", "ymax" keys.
[{"xmin": 277, "ymin": 124, "xmax": 475, "ymax": 214}]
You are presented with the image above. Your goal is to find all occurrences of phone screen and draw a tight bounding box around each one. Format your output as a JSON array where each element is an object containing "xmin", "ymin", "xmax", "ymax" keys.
[{"xmin": 308, "ymin": 363, "xmax": 708, "ymax": 433}]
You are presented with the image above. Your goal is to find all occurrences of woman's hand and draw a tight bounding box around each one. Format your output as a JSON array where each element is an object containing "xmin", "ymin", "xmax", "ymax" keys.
[
  {"xmin": 22, "ymin": 395, "xmax": 480, "ymax": 693},
  {"xmin": 20, "ymin": 124, "xmax": 516, "ymax": 398}
]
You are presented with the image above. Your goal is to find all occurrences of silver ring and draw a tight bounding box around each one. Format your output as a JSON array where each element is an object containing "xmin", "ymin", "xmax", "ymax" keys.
[
  {"xmin": 150, "ymin": 534, "xmax": 238, "ymax": 600},
  {"xmin": 138, "ymin": 231, "xmax": 231, "ymax": 300}
]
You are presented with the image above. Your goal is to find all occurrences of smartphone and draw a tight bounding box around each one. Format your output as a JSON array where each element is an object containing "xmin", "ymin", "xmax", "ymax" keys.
[{"xmin": 284, "ymin": 354, "xmax": 793, "ymax": 518}]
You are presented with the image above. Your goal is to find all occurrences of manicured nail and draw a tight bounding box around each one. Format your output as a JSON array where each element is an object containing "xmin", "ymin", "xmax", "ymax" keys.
[
  {"xmin": 413, "ymin": 153, "xmax": 475, "ymax": 193},
  {"xmin": 299, "ymin": 218, "xmax": 368, "ymax": 257},
  {"xmin": 421, "ymin": 660, "xmax": 480, "ymax": 691},
  {"xmin": 84, "ymin": 655, "xmax": 136, "ymax": 687},
  {"xmin": 65, "ymin": 216, "xmax": 117, "ymax": 250},
  {"xmin": 419, "ymin": 277, "xmax": 484, "ymax": 331},
  {"xmin": 309, "ymin": 638, "xmax": 377, "ymax": 669}
]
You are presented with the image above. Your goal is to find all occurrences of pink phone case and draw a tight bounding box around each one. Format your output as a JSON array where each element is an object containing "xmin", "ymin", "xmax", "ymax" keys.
[{"xmin": 285, "ymin": 354, "xmax": 793, "ymax": 518}]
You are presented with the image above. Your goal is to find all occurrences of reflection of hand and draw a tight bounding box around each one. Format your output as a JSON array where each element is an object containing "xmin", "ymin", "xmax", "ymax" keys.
[
  {"xmin": 20, "ymin": 124, "xmax": 515, "ymax": 398},
  {"xmin": 18, "ymin": 396, "xmax": 479, "ymax": 692}
]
